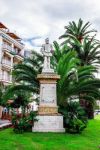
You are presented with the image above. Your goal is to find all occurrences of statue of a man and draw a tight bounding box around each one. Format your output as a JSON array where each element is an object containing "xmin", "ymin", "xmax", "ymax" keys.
[{"xmin": 41, "ymin": 38, "xmax": 54, "ymax": 73}]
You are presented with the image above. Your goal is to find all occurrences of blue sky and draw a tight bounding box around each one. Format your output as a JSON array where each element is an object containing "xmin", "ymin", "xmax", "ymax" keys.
[{"xmin": 1, "ymin": 0, "xmax": 100, "ymax": 52}]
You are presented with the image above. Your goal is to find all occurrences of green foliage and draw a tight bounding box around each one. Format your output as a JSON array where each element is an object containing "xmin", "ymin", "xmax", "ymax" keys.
[
  {"xmin": 0, "ymin": 86, "xmax": 3, "ymax": 106},
  {"xmin": 59, "ymin": 18, "xmax": 96, "ymax": 44},
  {"xmin": 59, "ymin": 18, "xmax": 100, "ymax": 68},
  {"xmin": 3, "ymin": 19, "xmax": 100, "ymax": 121},
  {"xmin": 66, "ymin": 36, "xmax": 100, "ymax": 67},
  {"xmin": 11, "ymin": 92, "xmax": 30, "ymax": 108},
  {"xmin": 52, "ymin": 41, "xmax": 100, "ymax": 107},
  {"xmin": 12, "ymin": 111, "xmax": 38, "ymax": 134},
  {"xmin": 59, "ymin": 101, "xmax": 88, "ymax": 133},
  {"xmin": 0, "ymin": 83, "xmax": 6, "ymax": 106},
  {"xmin": 53, "ymin": 19, "xmax": 100, "ymax": 119},
  {"xmin": 4, "ymin": 50, "xmax": 43, "ymax": 103},
  {"xmin": 29, "ymin": 111, "xmax": 38, "ymax": 122}
]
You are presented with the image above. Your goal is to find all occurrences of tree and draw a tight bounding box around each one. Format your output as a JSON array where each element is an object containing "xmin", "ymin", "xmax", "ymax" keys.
[
  {"xmin": 52, "ymin": 41, "xmax": 100, "ymax": 119},
  {"xmin": 64, "ymin": 37, "xmax": 100, "ymax": 68},
  {"xmin": 59, "ymin": 19, "xmax": 100, "ymax": 68},
  {"xmin": 59, "ymin": 19, "xmax": 100, "ymax": 119},
  {"xmin": 4, "ymin": 28, "xmax": 100, "ymax": 120},
  {"xmin": 59, "ymin": 18, "xmax": 96, "ymax": 44},
  {"xmin": 4, "ymin": 50, "xmax": 43, "ymax": 104},
  {"xmin": 15, "ymin": 50, "xmax": 42, "ymax": 89}
]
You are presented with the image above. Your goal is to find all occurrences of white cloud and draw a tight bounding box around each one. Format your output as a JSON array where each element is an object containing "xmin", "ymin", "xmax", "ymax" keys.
[{"xmin": 1, "ymin": 0, "xmax": 100, "ymax": 52}]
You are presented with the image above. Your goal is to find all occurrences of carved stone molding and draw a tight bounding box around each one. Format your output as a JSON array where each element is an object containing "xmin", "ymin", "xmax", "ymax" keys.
[
  {"xmin": 38, "ymin": 106, "xmax": 58, "ymax": 115},
  {"xmin": 37, "ymin": 74, "xmax": 60, "ymax": 80}
]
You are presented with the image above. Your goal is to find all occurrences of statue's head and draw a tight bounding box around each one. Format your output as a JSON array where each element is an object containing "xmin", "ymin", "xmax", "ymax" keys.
[{"xmin": 45, "ymin": 38, "xmax": 49, "ymax": 44}]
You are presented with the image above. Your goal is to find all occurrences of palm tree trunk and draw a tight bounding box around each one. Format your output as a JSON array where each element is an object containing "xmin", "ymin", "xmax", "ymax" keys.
[
  {"xmin": 85, "ymin": 101, "xmax": 94, "ymax": 119},
  {"xmin": 79, "ymin": 99, "xmax": 94, "ymax": 119}
]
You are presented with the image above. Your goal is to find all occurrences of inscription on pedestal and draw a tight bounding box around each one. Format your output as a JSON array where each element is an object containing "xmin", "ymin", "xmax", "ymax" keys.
[{"xmin": 40, "ymin": 84, "xmax": 56, "ymax": 104}]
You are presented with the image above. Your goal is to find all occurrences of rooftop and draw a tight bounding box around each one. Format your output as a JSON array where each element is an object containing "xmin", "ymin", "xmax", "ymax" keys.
[
  {"xmin": 0, "ymin": 22, "xmax": 21, "ymax": 41},
  {"xmin": 0, "ymin": 22, "xmax": 8, "ymax": 29},
  {"xmin": 7, "ymin": 32, "xmax": 21, "ymax": 40}
]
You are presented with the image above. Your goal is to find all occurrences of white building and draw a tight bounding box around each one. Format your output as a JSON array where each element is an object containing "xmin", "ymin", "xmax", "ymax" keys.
[
  {"xmin": 24, "ymin": 50, "xmax": 32, "ymax": 58},
  {"xmin": 0, "ymin": 22, "xmax": 24, "ymax": 86}
]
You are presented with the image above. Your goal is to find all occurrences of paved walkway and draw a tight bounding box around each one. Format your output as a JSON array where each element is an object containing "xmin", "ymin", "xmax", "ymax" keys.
[{"xmin": 0, "ymin": 120, "xmax": 11, "ymax": 129}]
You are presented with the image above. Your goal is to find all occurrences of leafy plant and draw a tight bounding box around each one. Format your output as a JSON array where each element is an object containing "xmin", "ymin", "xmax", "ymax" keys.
[
  {"xmin": 0, "ymin": 82, "xmax": 6, "ymax": 106},
  {"xmin": 12, "ymin": 111, "xmax": 38, "ymax": 133},
  {"xmin": 59, "ymin": 101, "xmax": 88, "ymax": 133}
]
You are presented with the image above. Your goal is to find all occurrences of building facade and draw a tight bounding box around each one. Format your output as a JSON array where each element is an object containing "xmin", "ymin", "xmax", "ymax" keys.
[
  {"xmin": 24, "ymin": 50, "xmax": 31, "ymax": 58},
  {"xmin": 0, "ymin": 23, "xmax": 24, "ymax": 86}
]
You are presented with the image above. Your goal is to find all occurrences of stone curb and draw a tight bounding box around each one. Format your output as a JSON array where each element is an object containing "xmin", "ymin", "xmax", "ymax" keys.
[{"xmin": 0, "ymin": 123, "xmax": 12, "ymax": 130}]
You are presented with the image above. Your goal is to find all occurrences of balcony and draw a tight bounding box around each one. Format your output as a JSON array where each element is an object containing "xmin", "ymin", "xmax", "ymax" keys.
[
  {"xmin": 3, "ymin": 76, "xmax": 10, "ymax": 82},
  {"xmin": 0, "ymin": 75, "xmax": 11, "ymax": 84},
  {"xmin": 2, "ymin": 44, "xmax": 24, "ymax": 60},
  {"xmin": 2, "ymin": 44, "xmax": 12, "ymax": 52},
  {"xmin": 15, "ymin": 51, "xmax": 24, "ymax": 61},
  {"xmin": 2, "ymin": 59, "xmax": 12, "ymax": 70},
  {"xmin": 14, "ymin": 48, "xmax": 23, "ymax": 56},
  {"xmin": 2, "ymin": 59, "xmax": 11, "ymax": 66}
]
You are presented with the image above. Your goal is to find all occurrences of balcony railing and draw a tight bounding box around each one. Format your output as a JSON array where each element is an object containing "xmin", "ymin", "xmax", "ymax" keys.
[
  {"xmin": 16, "ymin": 52, "xmax": 23, "ymax": 57},
  {"xmin": 4, "ymin": 77, "xmax": 10, "ymax": 81},
  {"xmin": 2, "ymin": 44, "xmax": 12, "ymax": 52},
  {"xmin": 2, "ymin": 59, "xmax": 11, "ymax": 66},
  {"xmin": 2, "ymin": 44, "xmax": 24, "ymax": 57},
  {"xmin": 0, "ymin": 75, "xmax": 11, "ymax": 82}
]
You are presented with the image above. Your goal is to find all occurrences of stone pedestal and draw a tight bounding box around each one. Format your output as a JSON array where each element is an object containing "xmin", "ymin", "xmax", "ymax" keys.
[
  {"xmin": 32, "ymin": 73, "xmax": 65, "ymax": 132},
  {"xmin": 32, "ymin": 115, "xmax": 65, "ymax": 132}
]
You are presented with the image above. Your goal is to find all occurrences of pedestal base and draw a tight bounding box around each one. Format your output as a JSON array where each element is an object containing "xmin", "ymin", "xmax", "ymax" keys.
[{"xmin": 32, "ymin": 115, "xmax": 65, "ymax": 132}]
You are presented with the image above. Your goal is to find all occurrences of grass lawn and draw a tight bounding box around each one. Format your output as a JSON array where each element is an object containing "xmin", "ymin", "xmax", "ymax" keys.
[{"xmin": 0, "ymin": 115, "xmax": 100, "ymax": 150}]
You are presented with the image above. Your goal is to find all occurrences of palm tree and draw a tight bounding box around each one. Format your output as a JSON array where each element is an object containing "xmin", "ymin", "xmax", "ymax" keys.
[
  {"xmin": 79, "ymin": 37, "xmax": 100, "ymax": 67},
  {"xmin": 59, "ymin": 19, "xmax": 100, "ymax": 119},
  {"xmin": 4, "ymin": 41, "xmax": 100, "ymax": 119},
  {"xmin": 65, "ymin": 36, "xmax": 100, "ymax": 68},
  {"xmin": 59, "ymin": 18, "xmax": 96, "ymax": 44},
  {"xmin": 4, "ymin": 50, "xmax": 43, "ymax": 101},
  {"xmin": 57, "ymin": 57, "xmax": 100, "ymax": 107},
  {"xmin": 59, "ymin": 19, "xmax": 100, "ymax": 68},
  {"xmin": 52, "ymin": 41, "xmax": 100, "ymax": 118},
  {"xmin": 51, "ymin": 41, "xmax": 71, "ymax": 71},
  {"xmin": 14, "ymin": 50, "xmax": 43, "ymax": 90}
]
